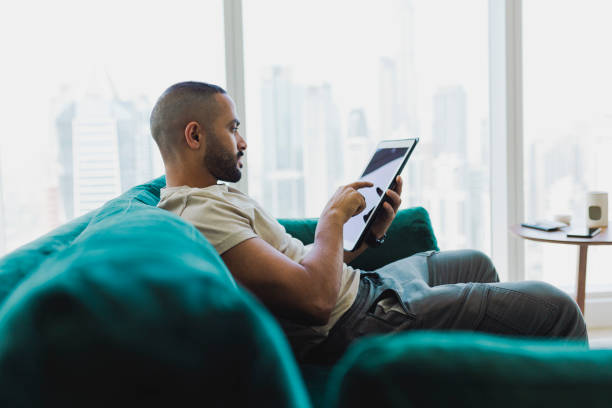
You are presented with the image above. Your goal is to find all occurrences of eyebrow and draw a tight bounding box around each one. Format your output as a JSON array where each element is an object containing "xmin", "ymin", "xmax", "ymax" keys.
[{"xmin": 227, "ymin": 119, "xmax": 241, "ymax": 127}]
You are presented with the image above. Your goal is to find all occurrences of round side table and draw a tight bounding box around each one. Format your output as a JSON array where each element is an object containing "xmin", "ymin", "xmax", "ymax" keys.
[{"xmin": 510, "ymin": 224, "xmax": 612, "ymax": 314}]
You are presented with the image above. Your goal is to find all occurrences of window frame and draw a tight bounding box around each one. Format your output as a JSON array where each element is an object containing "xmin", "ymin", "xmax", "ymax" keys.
[{"xmin": 488, "ymin": 0, "xmax": 524, "ymax": 283}]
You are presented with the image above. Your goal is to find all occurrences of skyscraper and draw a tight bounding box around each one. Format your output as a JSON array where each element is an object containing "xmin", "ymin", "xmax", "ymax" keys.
[
  {"xmin": 55, "ymin": 69, "xmax": 154, "ymax": 219},
  {"xmin": 379, "ymin": 57, "xmax": 399, "ymax": 142},
  {"xmin": 260, "ymin": 66, "xmax": 305, "ymax": 217},
  {"xmin": 429, "ymin": 85, "xmax": 469, "ymax": 249},
  {"xmin": 345, "ymin": 108, "xmax": 372, "ymax": 181},
  {"xmin": 71, "ymin": 94, "xmax": 123, "ymax": 216},
  {"xmin": 432, "ymin": 85, "xmax": 468, "ymax": 160},
  {"xmin": 303, "ymin": 83, "xmax": 343, "ymax": 215},
  {"xmin": 56, "ymin": 102, "xmax": 76, "ymax": 220}
]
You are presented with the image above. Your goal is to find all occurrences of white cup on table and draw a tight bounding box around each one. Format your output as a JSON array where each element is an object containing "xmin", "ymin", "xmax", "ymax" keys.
[{"xmin": 586, "ymin": 191, "xmax": 608, "ymax": 228}]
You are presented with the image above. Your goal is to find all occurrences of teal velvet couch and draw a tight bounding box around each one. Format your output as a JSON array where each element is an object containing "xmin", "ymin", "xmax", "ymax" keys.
[{"xmin": 0, "ymin": 176, "xmax": 611, "ymax": 407}]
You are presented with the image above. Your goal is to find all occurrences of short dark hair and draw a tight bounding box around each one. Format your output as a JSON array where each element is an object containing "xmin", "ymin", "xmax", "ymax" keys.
[{"xmin": 150, "ymin": 81, "xmax": 227, "ymax": 159}]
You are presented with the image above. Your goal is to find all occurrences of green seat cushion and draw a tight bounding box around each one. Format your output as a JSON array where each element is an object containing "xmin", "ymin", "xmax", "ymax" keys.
[
  {"xmin": 279, "ymin": 206, "xmax": 439, "ymax": 271},
  {"xmin": 0, "ymin": 177, "xmax": 311, "ymax": 407},
  {"xmin": 325, "ymin": 331, "xmax": 610, "ymax": 408}
]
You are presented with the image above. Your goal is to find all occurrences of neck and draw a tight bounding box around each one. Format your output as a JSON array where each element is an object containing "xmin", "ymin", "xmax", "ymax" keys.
[{"xmin": 164, "ymin": 162, "xmax": 217, "ymax": 188}]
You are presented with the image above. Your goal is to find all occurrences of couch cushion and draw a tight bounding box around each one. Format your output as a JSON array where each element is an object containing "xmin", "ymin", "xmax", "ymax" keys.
[
  {"xmin": 279, "ymin": 206, "xmax": 439, "ymax": 271},
  {"xmin": 324, "ymin": 331, "xmax": 611, "ymax": 408},
  {"xmin": 0, "ymin": 178, "xmax": 311, "ymax": 407}
]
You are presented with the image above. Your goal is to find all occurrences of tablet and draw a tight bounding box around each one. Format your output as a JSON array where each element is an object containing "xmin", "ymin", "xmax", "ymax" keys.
[{"xmin": 343, "ymin": 138, "xmax": 419, "ymax": 251}]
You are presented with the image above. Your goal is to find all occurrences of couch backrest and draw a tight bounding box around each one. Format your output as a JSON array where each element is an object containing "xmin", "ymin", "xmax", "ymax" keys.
[
  {"xmin": 0, "ymin": 176, "xmax": 311, "ymax": 407},
  {"xmin": 0, "ymin": 176, "xmax": 235, "ymax": 307},
  {"xmin": 279, "ymin": 206, "xmax": 439, "ymax": 271}
]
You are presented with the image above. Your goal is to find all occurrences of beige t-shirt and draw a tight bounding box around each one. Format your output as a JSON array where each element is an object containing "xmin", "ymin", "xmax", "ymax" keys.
[{"xmin": 157, "ymin": 183, "xmax": 360, "ymax": 349}]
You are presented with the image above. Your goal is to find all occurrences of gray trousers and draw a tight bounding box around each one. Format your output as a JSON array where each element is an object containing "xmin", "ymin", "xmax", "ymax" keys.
[{"xmin": 308, "ymin": 250, "xmax": 588, "ymax": 363}]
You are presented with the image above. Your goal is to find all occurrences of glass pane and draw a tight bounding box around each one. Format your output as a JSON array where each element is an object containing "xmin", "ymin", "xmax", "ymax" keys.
[
  {"xmin": 243, "ymin": 0, "xmax": 490, "ymax": 253},
  {"xmin": 0, "ymin": 0, "xmax": 225, "ymax": 254},
  {"xmin": 523, "ymin": 0, "xmax": 612, "ymax": 291}
]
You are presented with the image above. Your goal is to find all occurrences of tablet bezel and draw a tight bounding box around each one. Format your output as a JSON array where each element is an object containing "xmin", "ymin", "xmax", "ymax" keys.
[{"xmin": 343, "ymin": 138, "xmax": 419, "ymax": 252}]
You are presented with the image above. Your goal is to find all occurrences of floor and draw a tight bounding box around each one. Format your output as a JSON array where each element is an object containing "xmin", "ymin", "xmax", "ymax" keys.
[{"xmin": 588, "ymin": 327, "xmax": 612, "ymax": 349}]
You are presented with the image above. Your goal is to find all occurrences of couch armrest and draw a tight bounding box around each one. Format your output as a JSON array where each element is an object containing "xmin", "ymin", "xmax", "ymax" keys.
[{"xmin": 278, "ymin": 207, "xmax": 438, "ymax": 271}]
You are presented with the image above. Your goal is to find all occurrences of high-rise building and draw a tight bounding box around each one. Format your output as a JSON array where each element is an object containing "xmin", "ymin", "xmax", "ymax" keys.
[
  {"xmin": 56, "ymin": 102, "xmax": 77, "ymax": 220},
  {"xmin": 428, "ymin": 85, "xmax": 470, "ymax": 249},
  {"xmin": 432, "ymin": 85, "xmax": 468, "ymax": 160},
  {"xmin": 55, "ymin": 70, "xmax": 154, "ymax": 219},
  {"xmin": 345, "ymin": 109, "xmax": 373, "ymax": 181},
  {"xmin": 378, "ymin": 57, "xmax": 399, "ymax": 142},
  {"xmin": 260, "ymin": 67, "xmax": 305, "ymax": 218},
  {"xmin": 71, "ymin": 94, "xmax": 123, "ymax": 216},
  {"xmin": 303, "ymin": 83, "xmax": 343, "ymax": 215}
]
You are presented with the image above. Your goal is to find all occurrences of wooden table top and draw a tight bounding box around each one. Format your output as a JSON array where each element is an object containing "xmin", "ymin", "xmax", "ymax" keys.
[{"xmin": 510, "ymin": 224, "xmax": 612, "ymax": 245}]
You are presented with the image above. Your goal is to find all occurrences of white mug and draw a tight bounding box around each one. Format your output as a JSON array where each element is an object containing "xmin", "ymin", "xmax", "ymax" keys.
[{"xmin": 586, "ymin": 191, "xmax": 608, "ymax": 228}]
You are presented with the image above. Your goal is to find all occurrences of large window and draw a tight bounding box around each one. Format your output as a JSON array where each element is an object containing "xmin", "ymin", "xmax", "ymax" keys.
[
  {"xmin": 9, "ymin": 0, "xmax": 611, "ymax": 308},
  {"xmin": 523, "ymin": 0, "xmax": 612, "ymax": 292},
  {"xmin": 242, "ymin": 0, "xmax": 490, "ymax": 253},
  {"xmin": 0, "ymin": 0, "xmax": 225, "ymax": 254}
]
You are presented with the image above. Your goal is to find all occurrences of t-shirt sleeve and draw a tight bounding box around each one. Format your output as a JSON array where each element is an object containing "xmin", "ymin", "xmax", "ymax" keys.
[{"xmin": 181, "ymin": 194, "xmax": 258, "ymax": 255}]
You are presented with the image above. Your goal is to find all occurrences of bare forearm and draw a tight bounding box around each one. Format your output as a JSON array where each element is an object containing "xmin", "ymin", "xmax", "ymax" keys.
[
  {"xmin": 299, "ymin": 211, "xmax": 345, "ymax": 307},
  {"xmin": 296, "ymin": 180, "xmax": 372, "ymax": 322}
]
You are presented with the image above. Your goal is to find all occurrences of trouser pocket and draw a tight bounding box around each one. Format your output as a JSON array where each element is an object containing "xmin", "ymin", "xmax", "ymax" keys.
[
  {"xmin": 477, "ymin": 285, "xmax": 557, "ymax": 336},
  {"xmin": 354, "ymin": 290, "xmax": 418, "ymax": 336}
]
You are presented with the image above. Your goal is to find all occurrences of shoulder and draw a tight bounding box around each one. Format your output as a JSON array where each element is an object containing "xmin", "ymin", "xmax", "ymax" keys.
[
  {"xmin": 185, "ymin": 185, "xmax": 255, "ymax": 218},
  {"xmin": 158, "ymin": 185, "xmax": 254, "ymax": 231}
]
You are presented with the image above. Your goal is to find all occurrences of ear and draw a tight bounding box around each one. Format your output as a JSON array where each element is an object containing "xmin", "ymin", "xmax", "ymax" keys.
[{"xmin": 184, "ymin": 121, "xmax": 202, "ymax": 150}]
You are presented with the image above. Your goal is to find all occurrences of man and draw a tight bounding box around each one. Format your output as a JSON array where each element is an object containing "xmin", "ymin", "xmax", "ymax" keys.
[{"xmin": 153, "ymin": 81, "xmax": 587, "ymax": 362}]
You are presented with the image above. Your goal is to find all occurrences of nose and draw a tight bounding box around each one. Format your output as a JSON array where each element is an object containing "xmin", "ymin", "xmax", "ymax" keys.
[{"xmin": 237, "ymin": 131, "xmax": 247, "ymax": 151}]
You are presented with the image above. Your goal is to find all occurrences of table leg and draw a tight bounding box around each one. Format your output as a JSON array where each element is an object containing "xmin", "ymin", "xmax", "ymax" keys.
[{"xmin": 576, "ymin": 244, "xmax": 588, "ymax": 314}]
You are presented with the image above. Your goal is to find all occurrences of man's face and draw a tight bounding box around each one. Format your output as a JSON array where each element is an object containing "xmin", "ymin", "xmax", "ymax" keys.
[{"xmin": 203, "ymin": 93, "xmax": 246, "ymax": 183}]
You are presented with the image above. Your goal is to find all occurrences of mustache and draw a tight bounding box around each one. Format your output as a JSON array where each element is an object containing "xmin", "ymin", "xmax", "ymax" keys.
[{"xmin": 237, "ymin": 151, "xmax": 244, "ymax": 159}]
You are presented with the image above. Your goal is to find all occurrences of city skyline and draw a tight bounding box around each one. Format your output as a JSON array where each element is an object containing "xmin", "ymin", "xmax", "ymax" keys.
[
  {"xmin": 248, "ymin": 56, "xmax": 490, "ymax": 254},
  {"xmin": 24, "ymin": 67, "xmax": 610, "ymax": 292},
  {"xmin": 26, "ymin": 60, "xmax": 493, "ymax": 257}
]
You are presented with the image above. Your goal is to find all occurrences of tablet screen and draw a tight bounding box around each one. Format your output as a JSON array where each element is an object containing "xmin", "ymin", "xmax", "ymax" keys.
[{"xmin": 343, "ymin": 139, "xmax": 417, "ymax": 251}]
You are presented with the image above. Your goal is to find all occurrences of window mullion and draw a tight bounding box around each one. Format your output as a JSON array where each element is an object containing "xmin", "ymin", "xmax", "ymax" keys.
[
  {"xmin": 489, "ymin": 0, "xmax": 525, "ymax": 281},
  {"xmin": 223, "ymin": 0, "xmax": 248, "ymax": 193}
]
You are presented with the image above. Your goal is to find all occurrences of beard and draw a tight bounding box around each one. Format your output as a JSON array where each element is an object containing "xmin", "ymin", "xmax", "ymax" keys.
[{"xmin": 203, "ymin": 128, "xmax": 243, "ymax": 183}]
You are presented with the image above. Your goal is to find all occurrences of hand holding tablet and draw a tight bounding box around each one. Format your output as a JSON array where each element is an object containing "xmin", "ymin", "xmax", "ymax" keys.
[{"xmin": 343, "ymin": 138, "xmax": 419, "ymax": 251}]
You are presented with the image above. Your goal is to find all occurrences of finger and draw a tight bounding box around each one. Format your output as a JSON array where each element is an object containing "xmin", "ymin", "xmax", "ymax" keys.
[
  {"xmin": 347, "ymin": 180, "xmax": 374, "ymax": 190},
  {"xmin": 354, "ymin": 195, "xmax": 367, "ymax": 215},
  {"xmin": 381, "ymin": 202, "xmax": 395, "ymax": 221},
  {"xmin": 384, "ymin": 201, "xmax": 395, "ymax": 215},
  {"xmin": 395, "ymin": 176, "xmax": 403, "ymax": 195},
  {"xmin": 386, "ymin": 189, "xmax": 402, "ymax": 211}
]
